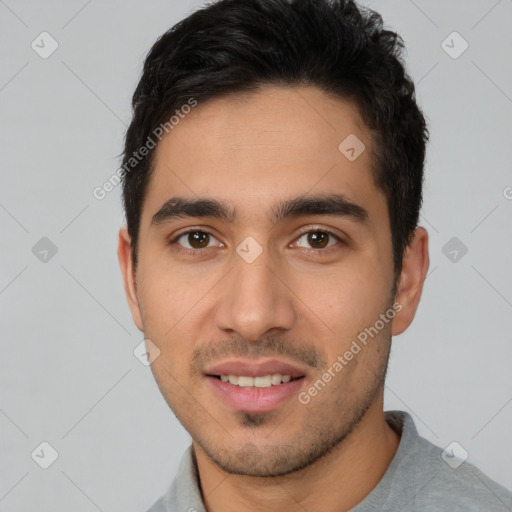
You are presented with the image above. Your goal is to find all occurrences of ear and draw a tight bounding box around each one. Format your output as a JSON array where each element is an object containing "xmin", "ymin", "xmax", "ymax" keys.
[
  {"xmin": 392, "ymin": 227, "xmax": 429, "ymax": 336},
  {"xmin": 117, "ymin": 226, "xmax": 144, "ymax": 332}
]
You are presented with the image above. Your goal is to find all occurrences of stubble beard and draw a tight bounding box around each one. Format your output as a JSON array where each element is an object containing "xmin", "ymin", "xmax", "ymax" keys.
[{"xmin": 191, "ymin": 344, "xmax": 391, "ymax": 478}]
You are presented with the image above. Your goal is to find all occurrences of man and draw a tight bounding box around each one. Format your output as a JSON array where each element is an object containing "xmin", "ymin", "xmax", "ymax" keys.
[{"xmin": 117, "ymin": 0, "xmax": 512, "ymax": 510}]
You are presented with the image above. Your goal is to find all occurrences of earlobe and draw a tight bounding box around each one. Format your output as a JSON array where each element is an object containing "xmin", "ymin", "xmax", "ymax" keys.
[
  {"xmin": 117, "ymin": 226, "xmax": 144, "ymax": 332},
  {"xmin": 391, "ymin": 227, "xmax": 429, "ymax": 336}
]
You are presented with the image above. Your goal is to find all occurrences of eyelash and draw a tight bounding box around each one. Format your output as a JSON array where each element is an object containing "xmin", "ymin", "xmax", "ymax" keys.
[{"xmin": 168, "ymin": 227, "xmax": 344, "ymax": 256}]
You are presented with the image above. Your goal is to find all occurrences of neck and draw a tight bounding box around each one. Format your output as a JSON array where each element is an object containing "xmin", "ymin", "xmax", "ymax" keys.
[{"xmin": 193, "ymin": 397, "xmax": 401, "ymax": 512}]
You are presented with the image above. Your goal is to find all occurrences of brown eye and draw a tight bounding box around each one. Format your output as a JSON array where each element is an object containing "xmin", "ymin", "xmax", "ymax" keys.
[
  {"xmin": 295, "ymin": 230, "xmax": 340, "ymax": 251},
  {"xmin": 308, "ymin": 231, "xmax": 329, "ymax": 249},
  {"xmin": 187, "ymin": 231, "xmax": 210, "ymax": 249},
  {"xmin": 173, "ymin": 230, "xmax": 220, "ymax": 250}
]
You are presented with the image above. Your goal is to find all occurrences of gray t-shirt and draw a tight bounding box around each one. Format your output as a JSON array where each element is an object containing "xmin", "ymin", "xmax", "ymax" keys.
[{"xmin": 146, "ymin": 410, "xmax": 512, "ymax": 511}]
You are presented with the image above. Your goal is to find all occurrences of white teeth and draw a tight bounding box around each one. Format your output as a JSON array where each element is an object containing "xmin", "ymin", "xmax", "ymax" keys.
[
  {"xmin": 271, "ymin": 374, "xmax": 282, "ymax": 385},
  {"xmin": 237, "ymin": 376, "xmax": 254, "ymax": 387},
  {"xmin": 254, "ymin": 375, "xmax": 272, "ymax": 388},
  {"xmin": 219, "ymin": 374, "xmax": 294, "ymax": 387}
]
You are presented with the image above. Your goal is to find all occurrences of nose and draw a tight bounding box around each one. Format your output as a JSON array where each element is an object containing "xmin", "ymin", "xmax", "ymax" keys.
[{"xmin": 213, "ymin": 245, "xmax": 296, "ymax": 342}]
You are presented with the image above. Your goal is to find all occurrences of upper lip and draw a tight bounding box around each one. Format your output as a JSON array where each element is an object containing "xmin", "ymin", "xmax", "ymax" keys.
[{"xmin": 204, "ymin": 358, "xmax": 307, "ymax": 379}]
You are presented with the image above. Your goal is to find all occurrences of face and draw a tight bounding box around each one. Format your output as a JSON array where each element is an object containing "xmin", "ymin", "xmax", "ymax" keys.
[{"xmin": 118, "ymin": 85, "xmax": 428, "ymax": 477}]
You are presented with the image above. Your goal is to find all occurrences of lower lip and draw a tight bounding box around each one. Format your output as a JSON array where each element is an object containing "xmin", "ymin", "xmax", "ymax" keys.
[{"xmin": 206, "ymin": 376, "xmax": 305, "ymax": 413}]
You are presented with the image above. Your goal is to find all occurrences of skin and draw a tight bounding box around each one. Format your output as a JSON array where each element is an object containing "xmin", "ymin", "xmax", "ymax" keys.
[{"xmin": 118, "ymin": 85, "xmax": 429, "ymax": 512}]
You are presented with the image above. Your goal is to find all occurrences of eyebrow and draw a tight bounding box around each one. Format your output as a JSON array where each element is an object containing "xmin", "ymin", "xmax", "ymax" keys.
[{"xmin": 150, "ymin": 193, "xmax": 369, "ymax": 227}]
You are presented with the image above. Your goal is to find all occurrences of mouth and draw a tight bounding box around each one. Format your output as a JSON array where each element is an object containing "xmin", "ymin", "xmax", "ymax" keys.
[
  {"xmin": 203, "ymin": 359, "xmax": 307, "ymax": 413},
  {"xmin": 209, "ymin": 373, "xmax": 303, "ymax": 388}
]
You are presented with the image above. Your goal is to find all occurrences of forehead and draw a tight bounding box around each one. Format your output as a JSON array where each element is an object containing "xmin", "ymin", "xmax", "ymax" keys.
[{"xmin": 143, "ymin": 85, "xmax": 384, "ymax": 226}]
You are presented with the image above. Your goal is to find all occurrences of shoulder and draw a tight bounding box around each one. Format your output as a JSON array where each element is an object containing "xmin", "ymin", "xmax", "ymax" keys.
[
  {"xmin": 145, "ymin": 497, "xmax": 166, "ymax": 512},
  {"xmin": 413, "ymin": 436, "xmax": 511, "ymax": 510},
  {"xmin": 385, "ymin": 411, "xmax": 512, "ymax": 511}
]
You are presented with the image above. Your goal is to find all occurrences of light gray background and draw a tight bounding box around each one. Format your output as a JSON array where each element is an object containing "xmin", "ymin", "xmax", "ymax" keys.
[{"xmin": 1, "ymin": 0, "xmax": 511, "ymax": 510}]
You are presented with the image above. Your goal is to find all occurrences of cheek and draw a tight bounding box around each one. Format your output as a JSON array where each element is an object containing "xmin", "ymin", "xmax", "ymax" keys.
[
  {"xmin": 137, "ymin": 257, "xmax": 213, "ymax": 330},
  {"xmin": 136, "ymin": 261, "xmax": 220, "ymax": 372},
  {"xmin": 290, "ymin": 260, "xmax": 391, "ymax": 337}
]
